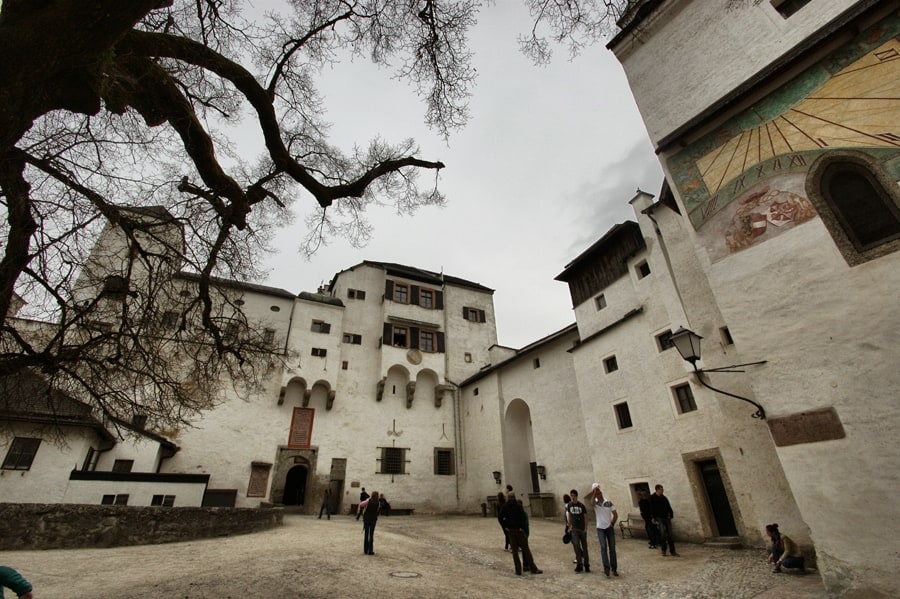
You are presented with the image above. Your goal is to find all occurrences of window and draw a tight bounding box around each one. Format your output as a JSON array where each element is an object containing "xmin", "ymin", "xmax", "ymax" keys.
[
  {"xmin": 636, "ymin": 261, "xmax": 651, "ymax": 279},
  {"xmin": 151, "ymin": 494, "xmax": 176, "ymax": 507},
  {"xmin": 270, "ymin": 305, "xmax": 281, "ymax": 312},
  {"xmin": 419, "ymin": 289, "xmax": 434, "ymax": 309},
  {"xmin": 263, "ymin": 328, "xmax": 276, "ymax": 345},
  {"xmin": 473, "ymin": 388, "xmax": 479, "ymax": 396},
  {"xmin": 82, "ymin": 447, "xmax": 98, "ymax": 471},
  {"xmin": 673, "ymin": 383, "xmax": 698, "ymax": 414},
  {"xmin": 603, "ymin": 355, "xmax": 619, "ymax": 373},
  {"xmin": 772, "ymin": 0, "xmax": 812, "ymax": 18},
  {"xmin": 808, "ymin": 153, "xmax": 900, "ymax": 265},
  {"xmin": 533, "ymin": 358, "xmax": 541, "ymax": 369},
  {"xmin": 392, "ymin": 325, "xmax": 409, "ymax": 347},
  {"xmin": 112, "ymin": 459, "xmax": 134, "ymax": 473},
  {"xmin": 463, "ymin": 307, "xmax": 486, "ymax": 323},
  {"xmin": 720, "ymin": 327, "xmax": 734, "ymax": 346},
  {"xmin": 434, "ymin": 448, "xmax": 455, "ymax": 475},
  {"xmin": 341, "ymin": 361, "xmax": 348, "ymax": 370},
  {"xmin": 102, "ymin": 275, "xmax": 128, "ymax": 298},
  {"xmin": 464, "ymin": 352, "xmax": 472, "ymax": 363},
  {"xmin": 347, "ymin": 288, "xmax": 366, "ymax": 300},
  {"xmin": 342, "ymin": 333, "xmax": 362, "ymax": 345},
  {"xmin": 628, "ymin": 482, "xmax": 651, "ymax": 506},
  {"xmin": 393, "ymin": 284, "xmax": 409, "ymax": 304},
  {"xmin": 595, "ymin": 294, "xmax": 607, "ymax": 310},
  {"xmin": 311, "ymin": 347, "xmax": 327, "ymax": 357},
  {"xmin": 2, "ymin": 437, "xmax": 41, "ymax": 470},
  {"xmin": 311, "ymin": 320, "xmax": 331, "ymax": 334},
  {"xmin": 379, "ymin": 447, "xmax": 408, "ymax": 475},
  {"xmin": 614, "ymin": 402, "xmax": 633, "ymax": 429},
  {"xmin": 101, "ymin": 494, "xmax": 129, "ymax": 505},
  {"xmin": 420, "ymin": 331, "xmax": 435, "ymax": 353},
  {"xmin": 656, "ymin": 330, "xmax": 674, "ymax": 352},
  {"xmin": 161, "ymin": 311, "xmax": 179, "ymax": 328}
]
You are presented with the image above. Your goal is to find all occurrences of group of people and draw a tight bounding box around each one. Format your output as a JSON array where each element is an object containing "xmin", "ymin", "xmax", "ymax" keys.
[
  {"xmin": 563, "ymin": 483, "xmax": 622, "ymax": 576},
  {"xmin": 496, "ymin": 485, "xmax": 542, "ymax": 575},
  {"xmin": 637, "ymin": 484, "xmax": 678, "ymax": 556}
]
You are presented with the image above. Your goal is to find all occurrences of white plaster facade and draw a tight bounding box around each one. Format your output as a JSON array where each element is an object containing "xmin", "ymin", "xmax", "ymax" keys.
[{"xmin": 609, "ymin": 1, "xmax": 900, "ymax": 595}]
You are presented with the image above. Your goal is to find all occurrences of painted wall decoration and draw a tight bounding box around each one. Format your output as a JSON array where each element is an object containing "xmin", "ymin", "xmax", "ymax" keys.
[{"xmin": 667, "ymin": 13, "xmax": 900, "ymax": 261}]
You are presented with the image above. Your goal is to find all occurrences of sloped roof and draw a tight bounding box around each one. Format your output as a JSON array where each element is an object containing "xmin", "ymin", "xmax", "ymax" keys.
[
  {"xmin": 330, "ymin": 261, "xmax": 494, "ymax": 294},
  {"xmin": 175, "ymin": 271, "xmax": 296, "ymax": 299}
]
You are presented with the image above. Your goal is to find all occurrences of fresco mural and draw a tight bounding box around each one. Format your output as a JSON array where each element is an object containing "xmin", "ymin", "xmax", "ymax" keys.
[{"xmin": 667, "ymin": 14, "xmax": 900, "ymax": 262}]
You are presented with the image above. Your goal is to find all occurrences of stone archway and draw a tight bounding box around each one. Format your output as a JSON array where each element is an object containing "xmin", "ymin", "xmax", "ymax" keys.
[
  {"xmin": 503, "ymin": 398, "xmax": 537, "ymax": 497},
  {"xmin": 283, "ymin": 465, "xmax": 308, "ymax": 506},
  {"xmin": 271, "ymin": 448, "xmax": 318, "ymax": 512}
]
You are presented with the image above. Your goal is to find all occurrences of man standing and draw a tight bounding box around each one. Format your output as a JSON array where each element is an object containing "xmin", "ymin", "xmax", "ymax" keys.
[
  {"xmin": 318, "ymin": 487, "xmax": 332, "ymax": 520},
  {"xmin": 590, "ymin": 482, "xmax": 619, "ymax": 576},
  {"xmin": 650, "ymin": 484, "xmax": 678, "ymax": 556},
  {"xmin": 565, "ymin": 489, "xmax": 591, "ymax": 573},
  {"xmin": 499, "ymin": 491, "xmax": 543, "ymax": 576},
  {"xmin": 356, "ymin": 487, "xmax": 369, "ymax": 520}
]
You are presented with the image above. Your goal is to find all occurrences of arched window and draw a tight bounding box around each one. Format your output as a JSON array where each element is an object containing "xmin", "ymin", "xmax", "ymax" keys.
[{"xmin": 807, "ymin": 152, "xmax": 900, "ymax": 266}]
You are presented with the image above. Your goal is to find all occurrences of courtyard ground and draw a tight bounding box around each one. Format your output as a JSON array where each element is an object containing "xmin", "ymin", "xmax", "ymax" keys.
[{"xmin": 3, "ymin": 514, "xmax": 824, "ymax": 598}]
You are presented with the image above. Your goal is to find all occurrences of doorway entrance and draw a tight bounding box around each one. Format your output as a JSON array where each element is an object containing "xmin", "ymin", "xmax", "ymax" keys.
[
  {"xmin": 283, "ymin": 465, "xmax": 308, "ymax": 506},
  {"xmin": 698, "ymin": 460, "xmax": 737, "ymax": 536}
]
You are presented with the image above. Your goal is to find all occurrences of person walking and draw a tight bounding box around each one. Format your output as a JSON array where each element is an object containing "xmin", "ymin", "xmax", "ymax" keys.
[
  {"xmin": 650, "ymin": 484, "xmax": 678, "ymax": 556},
  {"xmin": 499, "ymin": 491, "xmax": 542, "ymax": 576},
  {"xmin": 359, "ymin": 491, "xmax": 380, "ymax": 555},
  {"xmin": 318, "ymin": 488, "xmax": 332, "ymax": 520},
  {"xmin": 590, "ymin": 482, "xmax": 619, "ymax": 576},
  {"xmin": 565, "ymin": 489, "xmax": 591, "ymax": 573},
  {"xmin": 0, "ymin": 566, "xmax": 34, "ymax": 599},
  {"xmin": 638, "ymin": 489, "xmax": 659, "ymax": 549},
  {"xmin": 495, "ymin": 492, "xmax": 510, "ymax": 551}
]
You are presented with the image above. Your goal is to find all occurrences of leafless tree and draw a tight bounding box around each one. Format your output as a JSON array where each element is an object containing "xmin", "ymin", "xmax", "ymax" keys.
[{"xmin": 0, "ymin": 0, "xmax": 628, "ymax": 429}]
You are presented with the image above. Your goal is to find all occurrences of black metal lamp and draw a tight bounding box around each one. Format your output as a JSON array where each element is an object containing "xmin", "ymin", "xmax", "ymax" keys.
[
  {"xmin": 670, "ymin": 326, "xmax": 767, "ymax": 420},
  {"xmin": 492, "ymin": 471, "xmax": 502, "ymax": 485},
  {"xmin": 536, "ymin": 465, "xmax": 546, "ymax": 480}
]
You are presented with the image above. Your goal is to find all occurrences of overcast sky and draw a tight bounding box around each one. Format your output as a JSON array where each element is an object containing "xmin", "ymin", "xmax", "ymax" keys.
[{"xmin": 256, "ymin": 2, "xmax": 663, "ymax": 349}]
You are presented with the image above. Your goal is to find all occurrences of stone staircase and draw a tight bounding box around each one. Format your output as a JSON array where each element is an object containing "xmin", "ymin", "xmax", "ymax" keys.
[{"xmin": 703, "ymin": 536, "xmax": 742, "ymax": 549}]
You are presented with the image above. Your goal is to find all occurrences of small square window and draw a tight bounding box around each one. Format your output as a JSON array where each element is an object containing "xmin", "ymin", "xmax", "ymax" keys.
[
  {"xmin": 464, "ymin": 352, "xmax": 472, "ymax": 363},
  {"xmin": 151, "ymin": 494, "xmax": 175, "ymax": 507},
  {"xmin": 673, "ymin": 383, "xmax": 698, "ymax": 414},
  {"xmin": 603, "ymin": 355, "xmax": 619, "ymax": 373},
  {"xmin": 614, "ymin": 402, "xmax": 633, "ymax": 429},
  {"xmin": 311, "ymin": 347, "xmax": 327, "ymax": 357},
  {"xmin": 656, "ymin": 330, "xmax": 674, "ymax": 352},
  {"xmin": 636, "ymin": 261, "xmax": 651, "ymax": 279},
  {"xmin": 380, "ymin": 447, "xmax": 407, "ymax": 475},
  {"xmin": 311, "ymin": 320, "xmax": 331, "ymax": 334},
  {"xmin": 2, "ymin": 437, "xmax": 41, "ymax": 470},
  {"xmin": 263, "ymin": 328, "xmax": 276, "ymax": 345},
  {"xmin": 533, "ymin": 358, "xmax": 541, "ymax": 369},
  {"xmin": 342, "ymin": 333, "xmax": 362, "ymax": 345},
  {"xmin": 112, "ymin": 459, "xmax": 134, "ymax": 473},
  {"xmin": 342, "ymin": 361, "xmax": 349, "ymax": 370},
  {"xmin": 595, "ymin": 294, "xmax": 607, "ymax": 310},
  {"xmin": 347, "ymin": 288, "xmax": 367, "ymax": 300}
]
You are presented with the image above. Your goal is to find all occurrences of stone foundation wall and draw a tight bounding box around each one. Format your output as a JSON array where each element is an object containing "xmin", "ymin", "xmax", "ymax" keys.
[{"xmin": 0, "ymin": 503, "xmax": 283, "ymax": 550}]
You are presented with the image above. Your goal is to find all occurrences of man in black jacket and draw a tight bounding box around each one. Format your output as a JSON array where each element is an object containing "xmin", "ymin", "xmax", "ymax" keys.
[
  {"xmin": 649, "ymin": 484, "xmax": 678, "ymax": 556},
  {"xmin": 499, "ymin": 492, "xmax": 543, "ymax": 575}
]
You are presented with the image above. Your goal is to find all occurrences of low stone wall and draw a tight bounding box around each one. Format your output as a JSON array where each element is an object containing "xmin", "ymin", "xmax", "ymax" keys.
[{"xmin": 0, "ymin": 503, "xmax": 283, "ymax": 550}]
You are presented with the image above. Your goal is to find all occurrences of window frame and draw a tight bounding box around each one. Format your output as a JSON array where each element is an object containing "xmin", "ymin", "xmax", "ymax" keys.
[
  {"xmin": 595, "ymin": 294, "xmax": 607, "ymax": 310},
  {"xmin": 419, "ymin": 288, "xmax": 434, "ymax": 309},
  {"xmin": 151, "ymin": 494, "xmax": 176, "ymax": 507},
  {"xmin": 2, "ymin": 437, "xmax": 41, "ymax": 470},
  {"xmin": 379, "ymin": 446, "xmax": 408, "ymax": 475},
  {"xmin": 393, "ymin": 284, "xmax": 409, "ymax": 304},
  {"xmin": 635, "ymin": 260, "xmax": 651, "ymax": 279},
  {"xmin": 311, "ymin": 347, "xmax": 327, "ymax": 357},
  {"xmin": 342, "ymin": 333, "xmax": 362, "ymax": 345},
  {"xmin": 656, "ymin": 329, "xmax": 675, "ymax": 352},
  {"xmin": 434, "ymin": 448, "xmax": 455, "ymax": 476},
  {"xmin": 419, "ymin": 330, "xmax": 436, "ymax": 353},
  {"xmin": 603, "ymin": 355, "xmax": 619, "ymax": 374},
  {"xmin": 673, "ymin": 383, "xmax": 698, "ymax": 414},
  {"xmin": 112, "ymin": 459, "xmax": 134, "ymax": 473},
  {"xmin": 310, "ymin": 320, "xmax": 332, "ymax": 334},
  {"xmin": 614, "ymin": 402, "xmax": 633, "ymax": 430}
]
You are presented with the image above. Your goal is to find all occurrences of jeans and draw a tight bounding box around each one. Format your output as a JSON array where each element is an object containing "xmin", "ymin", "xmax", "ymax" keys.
[
  {"xmin": 571, "ymin": 528, "xmax": 590, "ymax": 568},
  {"xmin": 318, "ymin": 501, "xmax": 330, "ymax": 519},
  {"xmin": 596, "ymin": 526, "xmax": 617, "ymax": 572},
  {"xmin": 657, "ymin": 517, "xmax": 676, "ymax": 554},
  {"xmin": 644, "ymin": 517, "xmax": 659, "ymax": 546},
  {"xmin": 363, "ymin": 520, "xmax": 377, "ymax": 554},
  {"xmin": 506, "ymin": 528, "xmax": 538, "ymax": 573}
]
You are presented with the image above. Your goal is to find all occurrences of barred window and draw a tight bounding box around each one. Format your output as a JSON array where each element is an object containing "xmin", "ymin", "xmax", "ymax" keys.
[
  {"xmin": 379, "ymin": 447, "xmax": 407, "ymax": 475},
  {"xmin": 434, "ymin": 448, "xmax": 454, "ymax": 475}
]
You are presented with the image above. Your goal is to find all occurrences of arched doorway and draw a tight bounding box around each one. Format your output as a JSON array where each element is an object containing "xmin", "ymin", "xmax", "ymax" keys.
[
  {"xmin": 283, "ymin": 465, "xmax": 308, "ymax": 506},
  {"xmin": 504, "ymin": 398, "xmax": 538, "ymax": 495}
]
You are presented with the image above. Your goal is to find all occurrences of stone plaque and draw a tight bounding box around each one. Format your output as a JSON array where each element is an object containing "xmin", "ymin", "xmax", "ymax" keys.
[
  {"xmin": 767, "ymin": 407, "xmax": 845, "ymax": 447},
  {"xmin": 288, "ymin": 407, "xmax": 314, "ymax": 448}
]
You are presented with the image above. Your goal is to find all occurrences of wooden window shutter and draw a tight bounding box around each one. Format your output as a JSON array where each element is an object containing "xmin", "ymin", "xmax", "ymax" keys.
[
  {"xmin": 382, "ymin": 322, "xmax": 391, "ymax": 345},
  {"xmin": 478, "ymin": 309, "xmax": 486, "ymax": 323},
  {"xmin": 462, "ymin": 306, "xmax": 469, "ymax": 320},
  {"xmin": 410, "ymin": 327, "xmax": 420, "ymax": 349},
  {"xmin": 385, "ymin": 279, "xmax": 394, "ymax": 300},
  {"xmin": 437, "ymin": 332, "xmax": 446, "ymax": 353},
  {"xmin": 410, "ymin": 285, "xmax": 420, "ymax": 305},
  {"xmin": 435, "ymin": 291, "xmax": 444, "ymax": 309}
]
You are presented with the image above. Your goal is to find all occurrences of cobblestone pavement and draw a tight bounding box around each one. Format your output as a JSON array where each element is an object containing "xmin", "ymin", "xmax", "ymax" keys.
[{"xmin": 3, "ymin": 514, "xmax": 823, "ymax": 598}]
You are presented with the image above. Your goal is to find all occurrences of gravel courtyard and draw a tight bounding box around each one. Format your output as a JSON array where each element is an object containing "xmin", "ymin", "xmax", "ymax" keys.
[{"xmin": 3, "ymin": 514, "xmax": 823, "ymax": 598}]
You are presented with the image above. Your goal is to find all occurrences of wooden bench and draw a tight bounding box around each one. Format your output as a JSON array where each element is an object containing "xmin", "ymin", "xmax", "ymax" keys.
[
  {"xmin": 619, "ymin": 513, "xmax": 647, "ymax": 539},
  {"xmin": 350, "ymin": 503, "xmax": 414, "ymax": 516}
]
